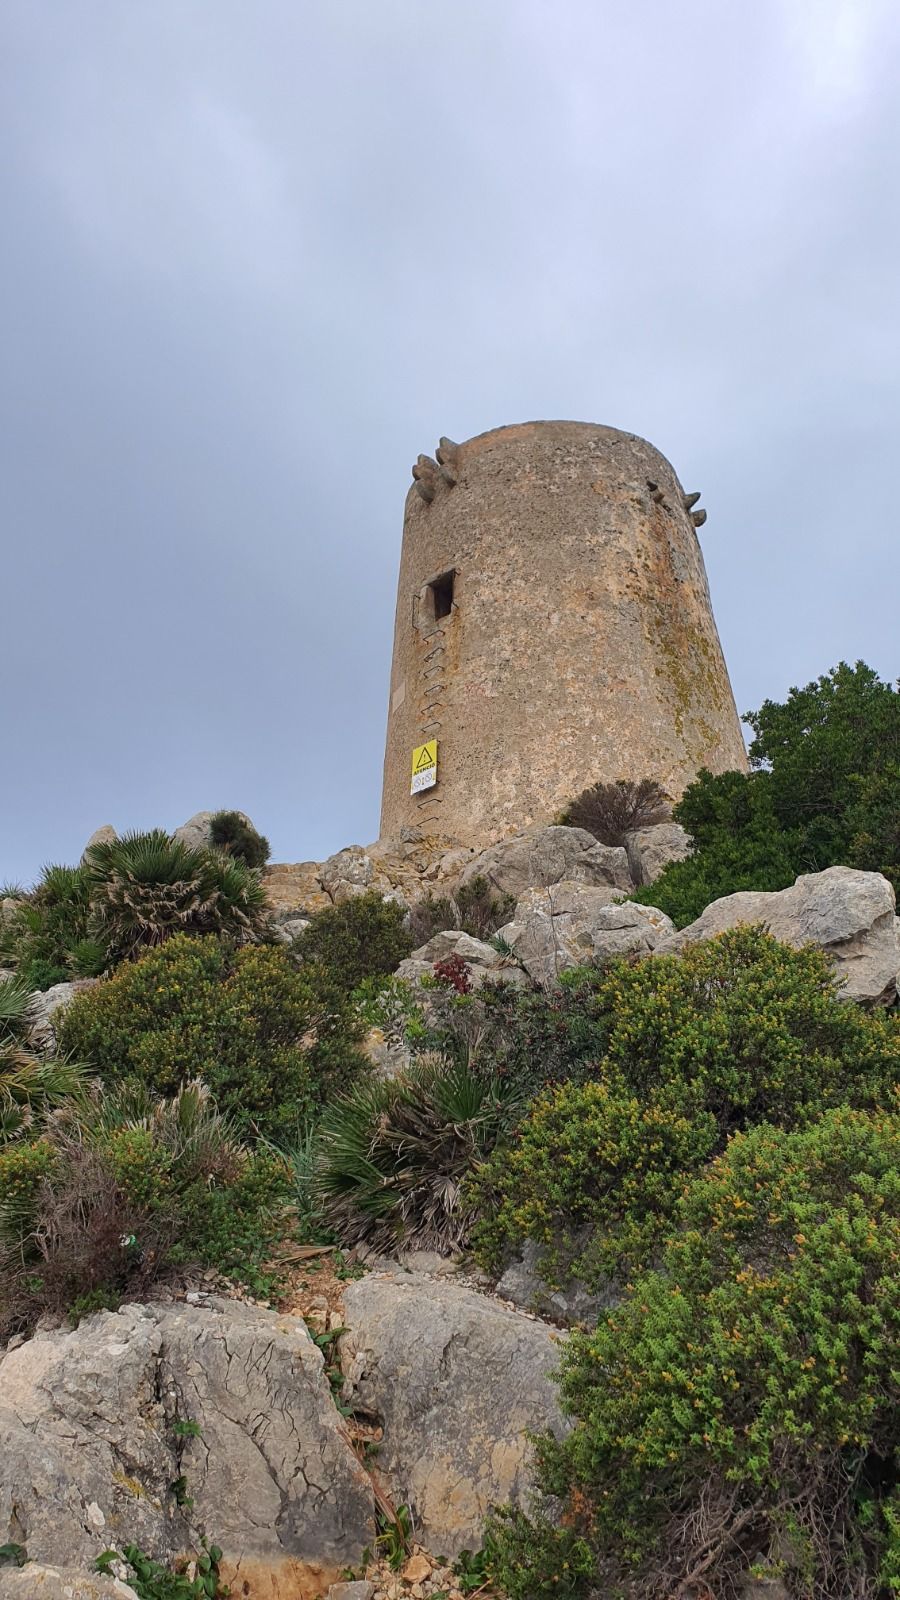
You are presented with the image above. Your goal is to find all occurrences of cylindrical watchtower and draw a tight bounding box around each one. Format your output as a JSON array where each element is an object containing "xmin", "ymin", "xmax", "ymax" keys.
[{"xmin": 379, "ymin": 421, "xmax": 747, "ymax": 846}]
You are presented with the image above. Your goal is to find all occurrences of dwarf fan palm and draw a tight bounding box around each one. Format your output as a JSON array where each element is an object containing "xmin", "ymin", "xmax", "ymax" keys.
[{"xmin": 83, "ymin": 829, "xmax": 269, "ymax": 962}]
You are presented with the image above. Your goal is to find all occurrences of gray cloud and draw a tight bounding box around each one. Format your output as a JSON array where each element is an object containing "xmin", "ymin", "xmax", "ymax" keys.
[{"xmin": 2, "ymin": 0, "xmax": 898, "ymax": 882}]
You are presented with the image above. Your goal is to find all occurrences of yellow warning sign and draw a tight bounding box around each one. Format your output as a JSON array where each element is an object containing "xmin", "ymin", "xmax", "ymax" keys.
[{"xmin": 410, "ymin": 740, "xmax": 438, "ymax": 794}]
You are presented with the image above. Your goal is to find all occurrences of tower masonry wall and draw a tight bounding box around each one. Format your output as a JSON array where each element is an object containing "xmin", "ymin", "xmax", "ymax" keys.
[{"xmin": 379, "ymin": 420, "xmax": 748, "ymax": 847}]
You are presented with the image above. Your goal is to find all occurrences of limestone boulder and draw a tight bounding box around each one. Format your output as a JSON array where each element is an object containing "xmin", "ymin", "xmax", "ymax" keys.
[
  {"xmin": 456, "ymin": 824, "xmax": 633, "ymax": 901},
  {"xmin": 656, "ymin": 866, "xmax": 900, "ymax": 1004},
  {"xmin": 395, "ymin": 928, "xmax": 528, "ymax": 989},
  {"xmin": 625, "ymin": 820, "xmax": 692, "ymax": 887},
  {"xmin": 269, "ymin": 911, "xmax": 312, "ymax": 944},
  {"xmin": 171, "ymin": 810, "xmax": 217, "ymax": 851},
  {"xmin": 339, "ymin": 1273, "xmax": 567, "ymax": 1557},
  {"xmin": 495, "ymin": 1240, "xmax": 617, "ymax": 1326},
  {"xmin": 0, "ymin": 1299, "xmax": 375, "ymax": 1600},
  {"xmin": 172, "ymin": 810, "xmax": 258, "ymax": 854},
  {"xmin": 0, "ymin": 1568, "xmax": 136, "ymax": 1599},
  {"xmin": 499, "ymin": 883, "xmax": 674, "ymax": 985},
  {"xmin": 80, "ymin": 824, "xmax": 117, "ymax": 861},
  {"xmin": 26, "ymin": 979, "xmax": 99, "ymax": 1054},
  {"xmin": 319, "ymin": 846, "xmax": 376, "ymax": 903}
]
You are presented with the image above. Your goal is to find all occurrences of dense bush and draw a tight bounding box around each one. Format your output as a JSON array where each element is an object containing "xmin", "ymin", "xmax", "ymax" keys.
[
  {"xmin": 316, "ymin": 1055, "xmax": 518, "ymax": 1253},
  {"xmin": 0, "ymin": 1081, "xmax": 292, "ymax": 1334},
  {"xmin": 1, "ymin": 827, "xmax": 272, "ymax": 983},
  {"xmin": 291, "ymin": 889, "xmax": 413, "ymax": 994},
  {"xmin": 58, "ymin": 934, "xmax": 364, "ymax": 1135},
  {"xmin": 471, "ymin": 929, "xmax": 899, "ymax": 1285},
  {"xmin": 208, "ymin": 810, "xmax": 271, "ymax": 868},
  {"xmin": 559, "ymin": 776, "xmax": 670, "ymax": 846},
  {"xmin": 633, "ymin": 661, "xmax": 900, "ymax": 925},
  {"xmin": 407, "ymin": 875, "xmax": 515, "ymax": 946},
  {"xmin": 0, "ymin": 864, "xmax": 108, "ymax": 986},
  {"xmin": 83, "ymin": 830, "xmax": 269, "ymax": 963},
  {"xmin": 470, "ymin": 925, "xmax": 899, "ymax": 1113},
  {"xmin": 473, "ymin": 1080, "xmax": 716, "ymax": 1287},
  {"xmin": 0, "ymin": 972, "xmax": 88, "ymax": 1141},
  {"xmin": 490, "ymin": 1109, "xmax": 900, "ymax": 1599}
]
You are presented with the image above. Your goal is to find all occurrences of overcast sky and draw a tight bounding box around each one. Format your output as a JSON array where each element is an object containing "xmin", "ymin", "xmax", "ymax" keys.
[{"xmin": 2, "ymin": 1, "xmax": 898, "ymax": 884}]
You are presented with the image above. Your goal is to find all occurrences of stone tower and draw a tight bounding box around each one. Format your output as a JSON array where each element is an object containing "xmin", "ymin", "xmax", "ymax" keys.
[{"xmin": 379, "ymin": 421, "xmax": 747, "ymax": 847}]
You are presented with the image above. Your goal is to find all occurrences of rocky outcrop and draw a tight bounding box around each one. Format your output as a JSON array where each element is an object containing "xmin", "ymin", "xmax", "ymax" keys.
[
  {"xmin": 498, "ymin": 884, "xmax": 674, "ymax": 986},
  {"xmin": 80, "ymin": 824, "xmax": 117, "ymax": 861},
  {"xmin": 656, "ymin": 866, "xmax": 900, "ymax": 1004},
  {"xmin": 26, "ymin": 978, "xmax": 99, "ymax": 1054},
  {"xmin": 172, "ymin": 810, "xmax": 258, "ymax": 854},
  {"xmin": 625, "ymin": 820, "xmax": 691, "ymax": 887},
  {"xmin": 457, "ymin": 824, "xmax": 633, "ymax": 900},
  {"xmin": 0, "ymin": 1299, "xmax": 375, "ymax": 1600},
  {"xmin": 395, "ymin": 929, "xmax": 528, "ymax": 990},
  {"xmin": 339, "ymin": 1273, "xmax": 567, "ymax": 1557},
  {"xmin": 495, "ymin": 1240, "xmax": 616, "ymax": 1326},
  {"xmin": 0, "ymin": 1569, "xmax": 136, "ymax": 1599}
]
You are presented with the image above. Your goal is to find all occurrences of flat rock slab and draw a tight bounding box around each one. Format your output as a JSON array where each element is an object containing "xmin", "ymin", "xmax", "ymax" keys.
[
  {"xmin": 656, "ymin": 865, "xmax": 900, "ymax": 1004},
  {"xmin": 0, "ymin": 1299, "xmax": 375, "ymax": 1600},
  {"xmin": 339, "ymin": 1273, "xmax": 568, "ymax": 1557}
]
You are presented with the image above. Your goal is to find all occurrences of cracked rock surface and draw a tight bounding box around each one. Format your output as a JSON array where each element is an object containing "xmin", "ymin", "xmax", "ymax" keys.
[
  {"xmin": 339, "ymin": 1272, "xmax": 568, "ymax": 1558},
  {"xmin": 0, "ymin": 1299, "xmax": 375, "ymax": 1600}
]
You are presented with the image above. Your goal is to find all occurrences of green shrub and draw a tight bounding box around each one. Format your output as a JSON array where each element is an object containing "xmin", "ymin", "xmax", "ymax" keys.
[
  {"xmin": 469, "ymin": 929, "xmax": 898, "ymax": 1290},
  {"xmin": 408, "ymin": 893, "xmax": 458, "ymax": 945},
  {"xmin": 83, "ymin": 830, "xmax": 269, "ymax": 963},
  {"xmin": 473, "ymin": 1080, "xmax": 717, "ymax": 1286},
  {"xmin": 473, "ymin": 926, "xmax": 898, "ymax": 1116},
  {"xmin": 407, "ymin": 879, "xmax": 518, "ymax": 947},
  {"xmin": 58, "ymin": 934, "xmax": 364, "ymax": 1136},
  {"xmin": 502, "ymin": 1109, "xmax": 900, "ymax": 1599},
  {"xmin": 0, "ymin": 1081, "xmax": 292, "ymax": 1333},
  {"xmin": 560, "ymin": 776, "xmax": 670, "ymax": 846},
  {"xmin": 292, "ymin": 889, "xmax": 413, "ymax": 994},
  {"xmin": 208, "ymin": 810, "xmax": 271, "ymax": 868},
  {"xmin": 316, "ymin": 1055, "xmax": 518, "ymax": 1254},
  {"xmin": 0, "ymin": 972, "xmax": 88, "ymax": 1141},
  {"xmin": 0, "ymin": 864, "xmax": 108, "ymax": 986},
  {"xmin": 633, "ymin": 661, "xmax": 900, "ymax": 926}
]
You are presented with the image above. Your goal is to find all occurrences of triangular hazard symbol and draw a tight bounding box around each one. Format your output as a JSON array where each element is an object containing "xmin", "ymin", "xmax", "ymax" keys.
[{"xmin": 414, "ymin": 746, "xmax": 434, "ymax": 771}]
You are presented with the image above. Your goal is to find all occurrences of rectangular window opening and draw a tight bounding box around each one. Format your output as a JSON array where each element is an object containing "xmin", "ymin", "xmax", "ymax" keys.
[{"xmin": 429, "ymin": 570, "xmax": 455, "ymax": 621}]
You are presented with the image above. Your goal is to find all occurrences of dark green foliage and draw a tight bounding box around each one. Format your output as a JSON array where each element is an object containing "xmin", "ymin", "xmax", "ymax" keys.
[
  {"xmin": 472, "ymin": 925, "xmax": 898, "ymax": 1115},
  {"xmin": 0, "ymin": 1080, "xmax": 291, "ymax": 1334},
  {"xmin": 208, "ymin": 809, "xmax": 271, "ymax": 868},
  {"xmin": 0, "ymin": 972, "xmax": 88, "ymax": 1142},
  {"xmin": 96, "ymin": 1539, "xmax": 226, "ymax": 1598},
  {"xmin": 633, "ymin": 661, "xmax": 900, "ymax": 925},
  {"xmin": 471, "ymin": 928, "xmax": 899, "ymax": 1287},
  {"xmin": 292, "ymin": 889, "xmax": 413, "ymax": 994},
  {"xmin": 58, "ymin": 934, "xmax": 364, "ymax": 1136},
  {"xmin": 407, "ymin": 876, "xmax": 515, "ymax": 946},
  {"xmin": 0, "ymin": 864, "xmax": 108, "ymax": 986},
  {"xmin": 454, "ymin": 876, "xmax": 516, "ymax": 940},
  {"xmin": 482, "ymin": 1510, "xmax": 596, "ymax": 1599},
  {"xmin": 631, "ymin": 767, "xmax": 801, "ymax": 926},
  {"xmin": 83, "ymin": 829, "xmax": 269, "ymax": 963},
  {"xmin": 316, "ymin": 1055, "xmax": 518, "ymax": 1254},
  {"xmin": 473, "ymin": 1080, "xmax": 716, "ymax": 1287},
  {"xmin": 506, "ymin": 1109, "xmax": 900, "ymax": 1599},
  {"xmin": 560, "ymin": 776, "xmax": 670, "ymax": 846},
  {"xmin": 408, "ymin": 892, "xmax": 458, "ymax": 945}
]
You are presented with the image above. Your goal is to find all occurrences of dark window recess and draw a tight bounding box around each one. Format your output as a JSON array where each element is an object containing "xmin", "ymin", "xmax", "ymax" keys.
[{"xmin": 429, "ymin": 571, "xmax": 455, "ymax": 620}]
